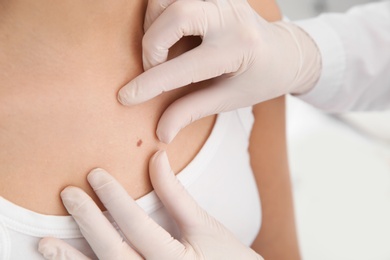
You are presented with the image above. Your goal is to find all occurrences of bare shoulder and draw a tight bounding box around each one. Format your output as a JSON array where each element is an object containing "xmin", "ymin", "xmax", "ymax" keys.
[
  {"xmin": 245, "ymin": 6, "xmax": 300, "ymax": 257},
  {"xmin": 249, "ymin": 96, "xmax": 287, "ymax": 173},
  {"xmin": 249, "ymin": 102, "xmax": 301, "ymax": 259},
  {"xmin": 248, "ymin": 0, "xmax": 282, "ymax": 22}
]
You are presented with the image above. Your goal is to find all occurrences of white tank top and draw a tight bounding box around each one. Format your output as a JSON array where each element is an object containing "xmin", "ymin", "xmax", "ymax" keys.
[{"xmin": 0, "ymin": 107, "xmax": 261, "ymax": 259}]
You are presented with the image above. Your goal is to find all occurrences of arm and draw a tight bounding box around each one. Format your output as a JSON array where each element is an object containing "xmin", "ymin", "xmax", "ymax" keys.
[
  {"xmin": 249, "ymin": 97, "xmax": 300, "ymax": 259},
  {"xmin": 246, "ymin": 1, "xmax": 300, "ymax": 258},
  {"xmin": 296, "ymin": 1, "xmax": 390, "ymax": 112}
]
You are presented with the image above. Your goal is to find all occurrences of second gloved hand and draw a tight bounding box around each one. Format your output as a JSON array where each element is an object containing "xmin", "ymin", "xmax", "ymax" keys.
[
  {"xmin": 118, "ymin": 0, "xmax": 322, "ymax": 143},
  {"xmin": 38, "ymin": 151, "xmax": 263, "ymax": 260}
]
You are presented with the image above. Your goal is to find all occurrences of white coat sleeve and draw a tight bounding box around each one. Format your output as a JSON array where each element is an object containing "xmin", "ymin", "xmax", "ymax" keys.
[{"xmin": 294, "ymin": 1, "xmax": 390, "ymax": 112}]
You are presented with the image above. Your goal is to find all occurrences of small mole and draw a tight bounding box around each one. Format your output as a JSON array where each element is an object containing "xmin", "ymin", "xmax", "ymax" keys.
[{"xmin": 137, "ymin": 139, "xmax": 143, "ymax": 147}]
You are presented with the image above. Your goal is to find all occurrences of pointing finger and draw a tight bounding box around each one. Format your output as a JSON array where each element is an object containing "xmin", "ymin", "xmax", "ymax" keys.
[
  {"xmin": 143, "ymin": 1, "xmax": 214, "ymax": 70},
  {"xmin": 39, "ymin": 237, "xmax": 91, "ymax": 260},
  {"xmin": 60, "ymin": 187, "xmax": 140, "ymax": 260},
  {"xmin": 87, "ymin": 169, "xmax": 185, "ymax": 259},
  {"xmin": 144, "ymin": 0, "xmax": 177, "ymax": 32}
]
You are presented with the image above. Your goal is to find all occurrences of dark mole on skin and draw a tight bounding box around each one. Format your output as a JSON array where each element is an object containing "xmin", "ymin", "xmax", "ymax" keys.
[{"xmin": 137, "ymin": 139, "xmax": 143, "ymax": 147}]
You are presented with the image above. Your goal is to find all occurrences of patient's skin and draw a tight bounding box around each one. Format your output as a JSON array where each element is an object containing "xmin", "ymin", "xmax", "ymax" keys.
[
  {"xmin": 0, "ymin": 0, "xmax": 214, "ymax": 214},
  {"xmin": 0, "ymin": 0, "xmax": 300, "ymax": 258}
]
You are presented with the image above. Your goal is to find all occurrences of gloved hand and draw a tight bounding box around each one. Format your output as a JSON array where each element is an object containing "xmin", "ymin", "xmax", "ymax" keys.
[
  {"xmin": 118, "ymin": 0, "xmax": 322, "ymax": 143},
  {"xmin": 38, "ymin": 151, "xmax": 263, "ymax": 260}
]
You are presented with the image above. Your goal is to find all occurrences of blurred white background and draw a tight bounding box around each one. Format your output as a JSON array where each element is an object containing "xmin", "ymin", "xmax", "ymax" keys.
[
  {"xmin": 276, "ymin": 0, "xmax": 390, "ymax": 259},
  {"xmin": 278, "ymin": 0, "xmax": 379, "ymax": 19}
]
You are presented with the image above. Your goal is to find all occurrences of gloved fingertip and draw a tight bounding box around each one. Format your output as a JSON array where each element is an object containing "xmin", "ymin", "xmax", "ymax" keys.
[
  {"xmin": 60, "ymin": 186, "xmax": 83, "ymax": 198},
  {"xmin": 87, "ymin": 168, "xmax": 112, "ymax": 190},
  {"xmin": 117, "ymin": 91, "xmax": 128, "ymax": 106},
  {"xmin": 60, "ymin": 187, "xmax": 88, "ymax": 214},
  {"xmin": 38, "ymin": 238, "xmax": 57, "ymax": 260},
  {"xmin": 156, "ymin": 126, "xmax": 176, "ymax": 144},
  {"xmin": 142, "ymin": 58, "xmax": 153, "ymax": 72},
  {"xmin": 150, "ymin": 150, "xmax": 168, "ymax": 164},
  {"xmin": 149, "ymin": 150, "xmax": 171, "ymax": 177},
  {"xmin": 117, "ymin": 88, "xmax": 130, "ymax": 106},
  {"xmin": 117, "ymin": 84, "xmax": 139, "ymax": 106}
]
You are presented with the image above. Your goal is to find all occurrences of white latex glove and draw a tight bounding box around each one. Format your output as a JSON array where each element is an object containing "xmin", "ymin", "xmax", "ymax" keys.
[
  {"xmin": 38, "ymin": 151, "xmax": 263, "ymax": 260},
  {"xmin": 118, "ymin": 0, "xmax": 322, "ymax": 143}
]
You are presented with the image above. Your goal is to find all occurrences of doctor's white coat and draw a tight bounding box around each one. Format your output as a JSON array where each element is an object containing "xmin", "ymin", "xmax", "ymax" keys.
[{"xmin": 296, "ymin": 1, "xmax": 390, "ymax": 112}]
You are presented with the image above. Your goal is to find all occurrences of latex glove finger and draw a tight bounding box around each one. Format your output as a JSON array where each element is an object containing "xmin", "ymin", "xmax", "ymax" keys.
[
  {"xmin": 149, "ymin": 151, "xmax": 210, "ymax": 229},
  {"xmin": 149, "ymin": 151, "xmax": 264, "ymax": 259},
  {"xmin": 39, "ymin": 237, "xmax": 90, "ymax": 260},
  {"xmin": 118, "ymin": 42, "xmax": 241, "ymax": 107},
  {"xmin": 143, "ymin": 1, "xmax": 216, "ymax": 70},
  {"xmin": 144, "ymin": 0, "xmax": 204, "ymax": 32},
  {"xmin": 87, "ymin": 169, "xmax": 185, "ymax": 259},
  {"xmin": 155, "ymin": 84, "xmax": 230, "ymax": 143},
  {"xmin": 144, "ymin": 0, "xmax": 174, "ymax": 32},
  {"xmin": 155, "ymin": 71, "xmax": 268, "ymax": 143},
  {"xmin": 59, "ymin": 187, "xmax": 141, "ymax": 260},
  {"xmin": 144, "ymin": 0, "xmax": 177, "ymax": 32}
]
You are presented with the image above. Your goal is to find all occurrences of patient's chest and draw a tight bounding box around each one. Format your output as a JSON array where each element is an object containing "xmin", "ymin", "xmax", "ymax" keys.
[{"xmin": 0, "ymin": 108, "xmax": 261, "ymax": 259}]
